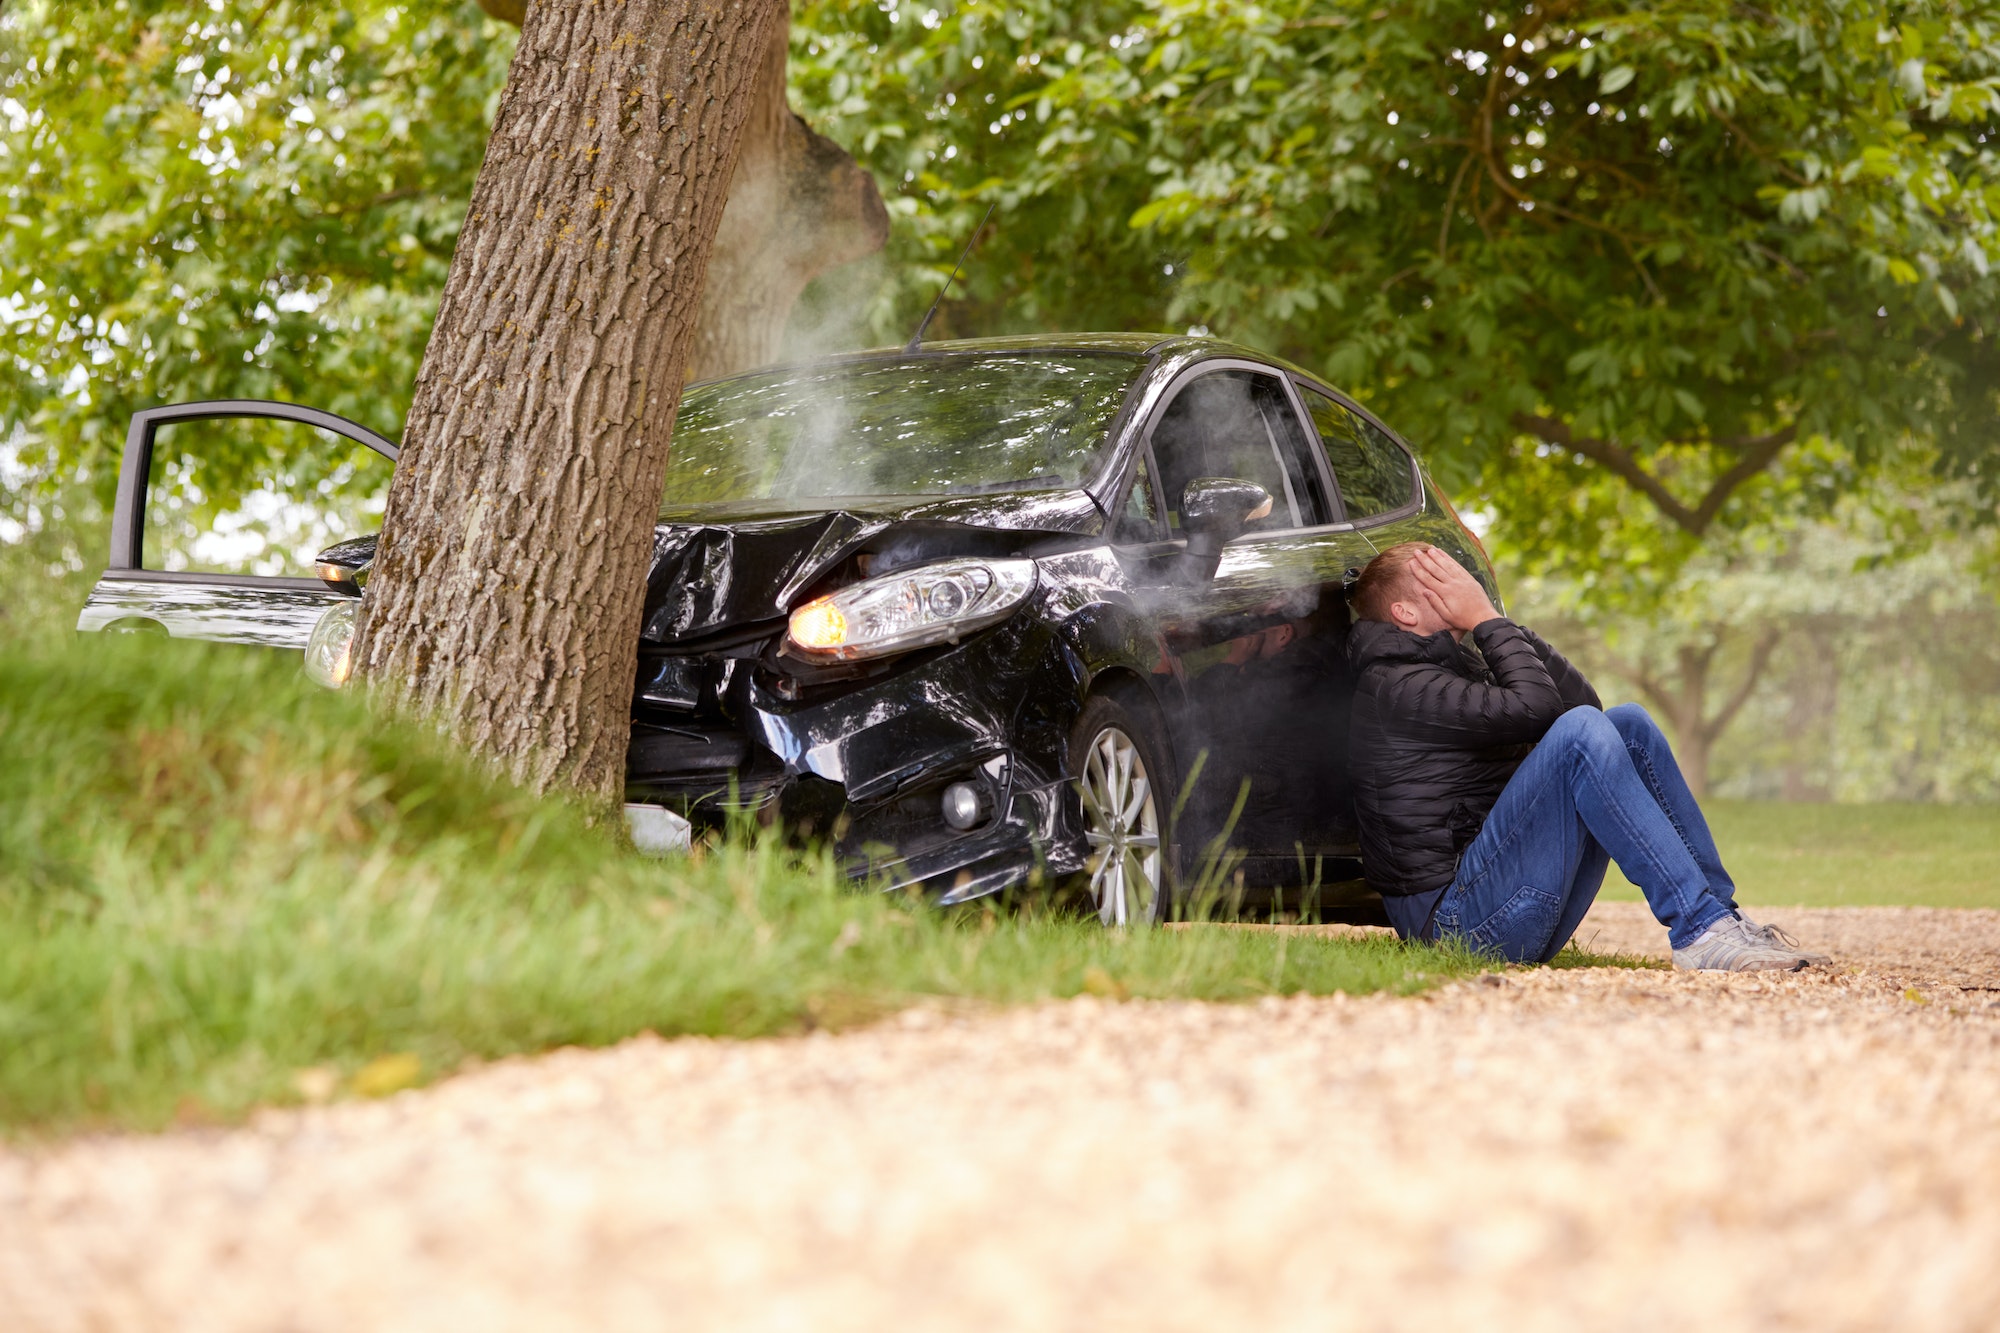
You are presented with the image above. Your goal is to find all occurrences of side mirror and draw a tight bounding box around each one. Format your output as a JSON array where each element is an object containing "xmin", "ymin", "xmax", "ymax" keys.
[
  {"xmin": 1178, "ymin": 477, "xmax": 1273, "ymax": 580},
  {"xmin": 312, "ymin": 556, "xmax": 368, "ymax": 592},
  {"xmin": 313, "ymin": 560, "xmax": 369, "ymax": 595},
  {"xmin": 313, "ymin": 536, "xmax": 377, "ymax": 596}
]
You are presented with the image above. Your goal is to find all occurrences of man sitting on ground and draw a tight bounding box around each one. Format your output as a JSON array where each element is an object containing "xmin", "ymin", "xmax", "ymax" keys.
[{"xmin": 1346, "ymin": 542, "xmax": 1825, "ymax": 971}]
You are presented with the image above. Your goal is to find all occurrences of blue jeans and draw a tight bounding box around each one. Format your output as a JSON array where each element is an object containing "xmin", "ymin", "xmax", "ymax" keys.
[{"xmin": 1429, "ymin": 704, "xmax": 1737, "ymax": 962}]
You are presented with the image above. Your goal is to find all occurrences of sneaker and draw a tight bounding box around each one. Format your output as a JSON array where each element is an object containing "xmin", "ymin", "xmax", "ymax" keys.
[
  {"xmin": 1736, "ymin": 913, "xmax": 1831, "ymax": 966},
  {"xmin": 1672, "ymin": 915, "xmax": 1811, "ymax": 972}
]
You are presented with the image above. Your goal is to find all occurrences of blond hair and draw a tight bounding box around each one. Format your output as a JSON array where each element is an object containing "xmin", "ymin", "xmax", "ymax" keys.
[{"xmin": 1349, "ymin": 542, "xmax": 1430, "ymax": 623}]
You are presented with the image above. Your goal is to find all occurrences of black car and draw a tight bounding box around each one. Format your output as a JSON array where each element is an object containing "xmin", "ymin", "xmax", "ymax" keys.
[{"xmin": 78, "ymin": 334, "xmax": 1501, "ymax": 924}]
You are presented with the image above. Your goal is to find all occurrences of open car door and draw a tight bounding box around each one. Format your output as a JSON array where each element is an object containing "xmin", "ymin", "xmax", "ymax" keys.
[{"xmin": 76, "ymin": 400, "xmax": 397, "ymax": 649}]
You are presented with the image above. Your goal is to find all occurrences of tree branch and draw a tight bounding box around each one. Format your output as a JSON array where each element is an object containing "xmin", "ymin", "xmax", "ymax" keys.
[
  {"xmin": 1703, "ymin": 626, "xmax": 1782, "ymax": 743},
  {"xmin": 1603, "ymin": 648, "xmax": 1676, "ymax": 716},
  {"xmin": 1437, "ymin": 151, "xmax": 1473, "ymax": 265},
  {"xmin": 1511, "ymin": 413, "xmax": 1797, "ymax": 536},
  {"xmin": 317, "ymin": 186, "xmax": 427, "ymax": 218}
]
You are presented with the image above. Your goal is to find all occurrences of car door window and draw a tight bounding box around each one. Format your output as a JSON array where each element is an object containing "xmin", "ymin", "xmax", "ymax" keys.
[
  {"xmin": 1109, "ymin": 449, "xmax": 1163, "ymax": 543},
  {"xmin": 1296, "ymin": 386, "xmax": 1415, "ymax": 521},
  {"xmin": 1149, "ymin": 370, "xmax": 1331, "ymax": 533},
  {"xmin": 143, "ymin": 417, "xmax": 393, "ymax": 576}
]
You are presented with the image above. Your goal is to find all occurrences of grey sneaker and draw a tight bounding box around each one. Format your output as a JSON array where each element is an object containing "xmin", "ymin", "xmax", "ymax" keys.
[
  {"xmin": 1672, "ymin": 915, "xmax": 1811, "ymax": 972},
  {"xmin": 1737, "ymin": 914, "xmax": 1831, "ymax": 966}
]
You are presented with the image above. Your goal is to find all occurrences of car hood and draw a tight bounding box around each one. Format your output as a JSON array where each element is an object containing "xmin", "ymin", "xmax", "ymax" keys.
[
  {"xmin": 323, "ymin": 487, "xmax": 1102, "ymax": 648},
  {"xmin": 640, "ymin": 487, "xmax": 1101, "ymax": 644}
]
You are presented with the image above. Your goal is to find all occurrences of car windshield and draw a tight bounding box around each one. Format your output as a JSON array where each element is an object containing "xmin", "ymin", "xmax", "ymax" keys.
[{"xmin": 659, "ymin": 351, "xmax": 1144, "ymax": 513}]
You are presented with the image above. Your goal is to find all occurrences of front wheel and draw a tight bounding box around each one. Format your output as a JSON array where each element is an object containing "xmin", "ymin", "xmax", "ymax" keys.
[{"xmin": 1068, "ymin": 691, "xmax": 1179, "ymax": 926}]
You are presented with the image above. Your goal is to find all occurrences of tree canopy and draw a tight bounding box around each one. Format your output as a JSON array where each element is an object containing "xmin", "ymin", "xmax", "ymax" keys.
[
  {"xmin": 791, "ymin": 0, "xmax": 2000, "ymax": 570},
  {"xmin": 9, "ymin": 1, "xmax": 2000, "ymax": 582},
  {"xmin": 0, "ymin": 1, "xmax": 512, "ymax": 489}
]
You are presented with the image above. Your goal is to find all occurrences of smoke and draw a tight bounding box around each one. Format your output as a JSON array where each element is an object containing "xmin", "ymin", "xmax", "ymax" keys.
[{"xmin": 660, "ymin": 352, "xmax": 1143, "ymax": 513}]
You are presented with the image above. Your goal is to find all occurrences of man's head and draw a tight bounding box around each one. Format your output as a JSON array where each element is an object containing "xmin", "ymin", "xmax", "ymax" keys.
[{"xmin": 1350, "ymin": 542, "xmax": 1452, "ymax": 636}]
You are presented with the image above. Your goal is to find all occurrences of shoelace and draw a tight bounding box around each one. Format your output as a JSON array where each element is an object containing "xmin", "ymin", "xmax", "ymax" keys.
[{"xmin": 1754, "ymin": 921, "xmax": 1803, "ymax": 949}]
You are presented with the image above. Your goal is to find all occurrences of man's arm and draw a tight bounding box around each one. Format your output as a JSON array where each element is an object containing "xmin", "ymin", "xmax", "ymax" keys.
[
  {"xmin": 1378, "ymin": 548, "xmax": 1571, "ymax": 745},
  {"xmin": 1517, "ymin": 626, "xmax": 1602, "ymax": 711},
  {"xmin": 1372, "ymin": 619, "xmax": 1570, "ymax": 746}
]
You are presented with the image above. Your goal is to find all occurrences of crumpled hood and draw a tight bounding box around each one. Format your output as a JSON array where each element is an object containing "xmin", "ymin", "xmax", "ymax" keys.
[
  {"xmin": 640, "ymin": 511, "xmax": 872, "ymax": 643},
  {"xmin": 639, "ymin": 488, "xmax": 1102, "ymax": 645},
  {"xmin": 317, "ymin": 489, "xmax": 1101, "ymax": 648}
]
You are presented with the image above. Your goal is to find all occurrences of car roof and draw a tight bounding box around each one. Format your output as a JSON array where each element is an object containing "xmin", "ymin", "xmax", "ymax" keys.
[{"xmin": 683, "ymin": 332, "xmax": 1321, "ymax": 390}]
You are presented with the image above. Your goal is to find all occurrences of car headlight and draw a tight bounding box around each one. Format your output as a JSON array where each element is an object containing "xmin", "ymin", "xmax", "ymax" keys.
[
  {"xmin": 786, "ymin": 557, "xmax": 1037, "ymax": 662},
  {"xmin": 304, "ymin": 599, "xmax": 359, "ymax": 689}
]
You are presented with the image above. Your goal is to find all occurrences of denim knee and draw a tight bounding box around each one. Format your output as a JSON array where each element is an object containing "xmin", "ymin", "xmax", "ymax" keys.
[
  {"xmin": 1543, "ymin": 705, "xmax": 1621, "ymax": 762},
  {"xmin": 1605, "ymin": 702, "xmax": 1668, "ymax": 750}
]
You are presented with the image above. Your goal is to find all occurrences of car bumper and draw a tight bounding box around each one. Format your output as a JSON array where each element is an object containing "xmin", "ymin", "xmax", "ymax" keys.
[{"xmin": 625, "ymin": 619, "xmax": 1088, "ymax": 902}]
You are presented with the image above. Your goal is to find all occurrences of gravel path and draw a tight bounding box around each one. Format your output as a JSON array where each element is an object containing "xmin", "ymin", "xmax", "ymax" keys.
[{"xmin": 5, "ymin": 905, "xmax": 1999, "ymax": 1333}]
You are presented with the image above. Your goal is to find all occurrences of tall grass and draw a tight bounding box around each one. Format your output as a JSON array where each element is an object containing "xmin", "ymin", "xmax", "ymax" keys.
[{"xmin": 0, "ymin": 631, "xmax": 1488, "ymax": 1133}]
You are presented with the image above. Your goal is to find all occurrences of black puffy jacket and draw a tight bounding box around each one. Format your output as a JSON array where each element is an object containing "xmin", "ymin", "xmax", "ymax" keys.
[{"xmin": 1347, "ymin": 617, "xmax": 1600, "ymax": 898}]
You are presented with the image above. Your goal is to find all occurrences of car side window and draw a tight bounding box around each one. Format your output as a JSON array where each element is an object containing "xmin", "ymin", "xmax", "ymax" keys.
[
  {"xmin": 1149, "ymin": 370, "xmax": 1330, "ymax": 533},
  {"xmin": 1295, "ymin": 386, "xmax": 1415, "ymax": 522},
  {"xmin": 1109, "ymin": 450, "xmax": 1163, "ymax": 543},
  {"xmin": 143, "ymin": 417, "xmax": 393, "ymax": 576}
]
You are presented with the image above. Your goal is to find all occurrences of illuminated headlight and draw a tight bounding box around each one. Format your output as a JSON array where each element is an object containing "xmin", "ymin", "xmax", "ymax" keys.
[
  {"xmin": 786, "ymin": 557, "xmax": 1037, "ymax": 662},
  {"xmin": 304, "ymin": 599, "xmax": 360, "ymax": 689}
]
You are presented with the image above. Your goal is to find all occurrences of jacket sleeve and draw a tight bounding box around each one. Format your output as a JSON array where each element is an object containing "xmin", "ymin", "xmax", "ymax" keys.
[
  {"xmin": 1372, "ymin": 619, "xmax": 1572, "ymax": 747},
  {"xmin": 1517, "ymin": 625, "xmax": 1602, "ymax": 712}
]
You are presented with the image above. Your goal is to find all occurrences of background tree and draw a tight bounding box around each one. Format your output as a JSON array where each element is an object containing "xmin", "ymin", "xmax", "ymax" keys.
[
  {"xmin": 475, "ymin": 0, "xmax": 889, "ymax": 381},
  {"xmin": 790, "ymin": 0, "xmax": 2000, "ymax": 575},
  {"xmin": 0, "ymin": 0, "xmax": 886, "ymax": 515},
  {"xmin": 349, "ymin": 0, "xmax": 787, "ymax": 799},
  {"xmin": 1505, "ymin": 471, "xmax": 2000, "ymax": 798},
  {"xmin": 0, "ymin": 1, "xmax": 511, "ymax": 474}
]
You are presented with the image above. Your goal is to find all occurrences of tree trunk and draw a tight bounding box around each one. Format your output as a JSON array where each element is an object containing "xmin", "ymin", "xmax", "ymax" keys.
[
  {"xmin": 681, "ymin": 16, "xmax": 888, "ymax": 381},
  {"xmin": 477, "ymin": 0, "xmax": 888, "ymax": 384},
  {"xmin": 1779, "ymin": 624, "xmax": 1838, "ymax": 801},
  {"xmin": 353, "ymin": 0, "xmax": 785, "ymax": 801},
  {"xmin": 1667, "ymin": 645, "xmax": 1713, "ymax": 799}
]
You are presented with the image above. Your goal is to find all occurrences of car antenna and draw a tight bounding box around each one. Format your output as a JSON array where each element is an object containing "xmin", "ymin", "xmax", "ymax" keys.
[{"xmin": 905, "ymin": 202, "xmax": 997, "ymax": 353}]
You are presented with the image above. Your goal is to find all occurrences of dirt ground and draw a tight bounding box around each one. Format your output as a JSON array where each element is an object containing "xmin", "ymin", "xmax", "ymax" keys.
[{"xmin": 4, "ymin": 902, "xmax": 1999, "ymax": 1333}]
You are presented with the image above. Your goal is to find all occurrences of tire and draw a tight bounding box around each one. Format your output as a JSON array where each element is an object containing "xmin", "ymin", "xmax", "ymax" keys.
[{"xmin": 1067, "ymin": 688, "xmax": 1180, "ymax": 926}]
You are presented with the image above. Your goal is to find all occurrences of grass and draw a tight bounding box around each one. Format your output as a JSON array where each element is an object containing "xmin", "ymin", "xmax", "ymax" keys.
[
  {"xmin": 4, "ymin": 549, "xmax": 1982, "ymax": 1137},
  {"xmin": 0, "ymin": 632, "xmax": 1492, "ymax": 1135},
  {"xmin": 1601, "ymin": 800, "xmax": 2000, "ymax": 910}
]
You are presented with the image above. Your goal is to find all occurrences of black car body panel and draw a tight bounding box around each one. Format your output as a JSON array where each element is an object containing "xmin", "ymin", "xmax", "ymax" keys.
[{"xmin": 77, "ymin": 336, "xmax": 1500, "ymax": 918}]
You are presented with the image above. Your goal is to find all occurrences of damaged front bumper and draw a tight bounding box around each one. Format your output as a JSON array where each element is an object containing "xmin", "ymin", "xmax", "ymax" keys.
[{"xmin": 624, "ymin": 616, "xmax": 1087, "ymax": 903}]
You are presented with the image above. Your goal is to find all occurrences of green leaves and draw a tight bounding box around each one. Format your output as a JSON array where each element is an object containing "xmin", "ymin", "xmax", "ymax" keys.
[
  {"xmin": 8, "ymin": 0, "xmax": 1998, "ymax": 589},
  {"xmin": 0, "ymin": 1, "xmax": 516, "ymax": 510},
  {"xmin": 791, "ymin": 0, "xmax": 2000, "ymax": 570}
]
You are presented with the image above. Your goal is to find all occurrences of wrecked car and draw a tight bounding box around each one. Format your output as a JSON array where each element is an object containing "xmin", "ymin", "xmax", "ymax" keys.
[{"xmin": 77, "ymin": 334, "xmax": 1501, "ymax": 924}]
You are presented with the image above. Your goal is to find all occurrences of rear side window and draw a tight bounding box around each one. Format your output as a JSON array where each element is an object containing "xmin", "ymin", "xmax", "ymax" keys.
[
  {"xmin": 143, "ymin": 418, "xmax": 392, "ymax": 577},
  {"xmin": 1149, "ymin": 370, "xmax": 1331, "ymax": 532},
  {"xmin": 1296, "ymin": 386, "xmax": 1415, "ymax": 522}
]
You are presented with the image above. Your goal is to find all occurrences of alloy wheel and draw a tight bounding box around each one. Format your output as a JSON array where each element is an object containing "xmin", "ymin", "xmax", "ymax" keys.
[{"xmin": 1079, "ymin": 725, "xmax": 1163, "ymax": 926}]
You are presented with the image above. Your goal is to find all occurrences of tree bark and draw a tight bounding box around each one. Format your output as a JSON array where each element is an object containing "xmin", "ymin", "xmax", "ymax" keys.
[
  {"xmin": 353, "ymin": 0, "xmax": 786, "ymax": 801},
  {"xmin": 682, "ymin": 15, "xmax": 887, "ymax": 382},
  {"xmin": 478, "ymin": 0, "xmax": 888, "ymax": 383}
]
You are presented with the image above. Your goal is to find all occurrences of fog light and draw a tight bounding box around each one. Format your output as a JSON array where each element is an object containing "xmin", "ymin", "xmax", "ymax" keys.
[{"xmin": 941, "ymin": 781, "xmax": 986, "ymax": 831}]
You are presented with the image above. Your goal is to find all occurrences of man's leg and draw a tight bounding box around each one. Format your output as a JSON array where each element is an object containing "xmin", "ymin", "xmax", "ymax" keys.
[
  {"xmin": 1434, "ymin": 707, "xmax": 1734, "ymax": 960},
  {"xmin": 1604, "ymin": 702, "xmax": 1738, "ymax": 909},
  {"xmin": 1605, "ymin": 702, "xmax": 1830, "ymax": 964},
  {"xmin": 1538, "ymin": 834, "xmax": 1611, "ymax": 965}
]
